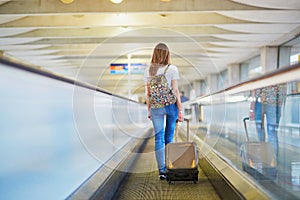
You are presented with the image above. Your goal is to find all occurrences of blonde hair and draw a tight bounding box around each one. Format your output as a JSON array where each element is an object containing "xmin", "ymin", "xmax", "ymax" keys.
[{"xmin": 149, "ymin": 43, "xmax": 170, "ymax": 76}]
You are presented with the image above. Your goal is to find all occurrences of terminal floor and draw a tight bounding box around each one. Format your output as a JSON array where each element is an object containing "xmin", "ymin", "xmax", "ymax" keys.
[{"xmin": 112, "ymin": 137, "xmax": 221, "ymax": 200}]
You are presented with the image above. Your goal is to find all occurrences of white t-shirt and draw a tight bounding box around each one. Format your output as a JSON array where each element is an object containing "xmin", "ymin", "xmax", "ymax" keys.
[{"xmin": 144, "ymin": 64, "xmax": 180, "ymax": 87}]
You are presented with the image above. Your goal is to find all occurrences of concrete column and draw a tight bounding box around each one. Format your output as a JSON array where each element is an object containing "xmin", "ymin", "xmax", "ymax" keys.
[
  {"xmin": 279, "ymin": 46, "xmax": 291, "ymax": 67},
  {"xmin": 206, "ymin": 74, "xmax": 218, "ymax": 94},
  {"xmin": 193, "ymin": 80, "xmax": 201, "ymax": 97},
  {"xmin": 260, "ymin": 46, "xmax": 278, "ymax": 73},
  {"xmin": 227, "ymin": 63, "xmax": 240, "ymax": 86},
  {"xmin": 199, "ymin": 80, "xmax": 207, "ymax": 96}
]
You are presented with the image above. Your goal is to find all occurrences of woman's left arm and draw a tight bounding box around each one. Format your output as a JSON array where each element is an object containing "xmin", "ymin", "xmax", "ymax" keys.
[{"xmin": 145, "ymin": 83, "xmax": 151, "ymax": 119}]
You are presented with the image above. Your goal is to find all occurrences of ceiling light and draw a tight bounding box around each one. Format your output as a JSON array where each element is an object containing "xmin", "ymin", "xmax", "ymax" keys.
[
  {"xmin": 110, "ymin": 0, "xmax": 123, "ymax": 4},
  {"xmin": 160, "ymin": 0, "xmax": 171, "ymax": 2},
  {"xmin": 60, "ymin": 0, "xmax": 74, "ymax": 4}
]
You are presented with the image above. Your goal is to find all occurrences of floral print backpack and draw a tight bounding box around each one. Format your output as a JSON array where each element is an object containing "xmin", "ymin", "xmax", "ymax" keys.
[{"xmin": 148, "ymin": 65, "xmax": 177, "ymax": 109}]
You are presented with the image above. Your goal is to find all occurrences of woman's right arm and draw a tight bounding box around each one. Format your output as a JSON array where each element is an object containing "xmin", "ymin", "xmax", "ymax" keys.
[{"xmin": 172, "ymin": 80, "xmax": 184, "ymax": 122}]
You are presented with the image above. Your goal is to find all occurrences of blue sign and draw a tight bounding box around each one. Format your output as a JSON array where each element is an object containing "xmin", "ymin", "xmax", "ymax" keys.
[{"xmin": 110, "ymin": 63, "xmax": 147, "ymax": 74}]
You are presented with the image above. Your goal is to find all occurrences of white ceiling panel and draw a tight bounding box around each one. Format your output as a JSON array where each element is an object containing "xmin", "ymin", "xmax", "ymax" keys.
[
  {"xmin": 0, "ymin": 16, "xmax": 24, "ymax": 24},
  {"xmin": 231, "ymin": 0, "xmax": 300, "ymax": 9},
  {"xmin": 0, "ymin": 37, "xmax": 41, "ymax": 45},
  {"xmin": 7, "ymin": 50, "xmax": 60, "ymax": 56},
  {"xmin": 0, "ymin": 28, "xmax": 35, "ymax": 37},
  {"xmin": 1, "ymin": 44, "xmax": 50, "ymax": 50},
  {"xmin": 213, "ymin": 34, "xmax": 281, "ymax": 42},
  {"xmin": 218, "ymin": 11, "xmax": 300, "ymax": 23},
  {"xmin": 215, "ymin": 24, "xmax": 299, "ymax": 34}
]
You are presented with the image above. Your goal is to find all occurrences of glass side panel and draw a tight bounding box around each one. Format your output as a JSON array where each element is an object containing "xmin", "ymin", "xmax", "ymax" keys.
[
  {"xmin": 188, "ymin": 69, "xmax": 300, "ymax": 199},
  {"xmin": 0, "ymin": 64, "xmax": 149, "ymax": 200}
]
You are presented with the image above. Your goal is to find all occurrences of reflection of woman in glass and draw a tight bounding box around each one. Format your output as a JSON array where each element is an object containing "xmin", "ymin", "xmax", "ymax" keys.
[
  {"xmin": 249, "ymin": 84, "xmax": 286, "ymax": 158},
  {"xmin": 288, "ymin": 80, "xmax": 300, "ymax": 123}
]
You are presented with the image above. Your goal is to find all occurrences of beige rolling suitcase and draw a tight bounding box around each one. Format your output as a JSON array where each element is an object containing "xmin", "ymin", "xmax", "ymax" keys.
[
  {"xmin": 165, "ymin": 119, "xmax": 199, "ymax": 184},
  {"xmin": 240, "ymin": 117, "xmax": 277, "ymax": 179}
]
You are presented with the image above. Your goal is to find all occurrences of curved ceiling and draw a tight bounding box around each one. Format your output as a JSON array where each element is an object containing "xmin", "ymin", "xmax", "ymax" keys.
[{"xmin": 0, "ymin": 0, "xmax": 299, "ymax": 97}]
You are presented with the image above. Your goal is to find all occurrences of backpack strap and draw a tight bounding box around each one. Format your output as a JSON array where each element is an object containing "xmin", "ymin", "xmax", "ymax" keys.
[{"xmin": 163, "ymin": 64, "xmax": 171, "ymax": 75}]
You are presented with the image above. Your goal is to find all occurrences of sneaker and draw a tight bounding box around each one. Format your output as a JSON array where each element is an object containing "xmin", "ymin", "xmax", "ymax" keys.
[{"xmin": 159, "ymin": 172, "xmax": 167, "ymax": 180}]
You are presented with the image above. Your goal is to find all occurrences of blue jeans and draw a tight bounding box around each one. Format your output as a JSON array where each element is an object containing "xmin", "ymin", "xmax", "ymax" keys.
[
  {"xmin": 150, "ymin": 104, "xmax": 178, "ymax": 173},
  {"xmin": 254, "ymin": 102, "xmax": 281, "ymax": 158}
]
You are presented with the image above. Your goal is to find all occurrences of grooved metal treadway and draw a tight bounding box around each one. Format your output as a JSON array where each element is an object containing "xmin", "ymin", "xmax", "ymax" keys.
[{"xmin": 113, "ymin": 137, "xmax": 221, "ymax": 200}]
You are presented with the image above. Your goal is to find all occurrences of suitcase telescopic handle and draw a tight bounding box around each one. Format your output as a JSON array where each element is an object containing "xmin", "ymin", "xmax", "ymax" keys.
[
  {"xmin": 175, "ymin": 119, "xmax": 179, "ymax": 142},
  {"xmin": 174, "ymin": 118, "xmax": 190, "ymax": 142},
  {"xmin": 184, "ymin": 118, "xmax": 190, "ymax": 142},
  {"xmin": 243, "ymin": 117, "xmax": 250, "ymax": 141}
]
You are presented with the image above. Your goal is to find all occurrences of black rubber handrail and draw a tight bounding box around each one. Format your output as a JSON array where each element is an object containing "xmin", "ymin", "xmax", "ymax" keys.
[{"xmin": 194, "ymin": 62, "xmax": 300, "ymax": 102}]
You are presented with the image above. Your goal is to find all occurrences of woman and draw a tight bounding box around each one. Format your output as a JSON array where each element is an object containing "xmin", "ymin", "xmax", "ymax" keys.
[{"xmin": 144, "ymin": 43, "xmax": 184, "ymax": 180}]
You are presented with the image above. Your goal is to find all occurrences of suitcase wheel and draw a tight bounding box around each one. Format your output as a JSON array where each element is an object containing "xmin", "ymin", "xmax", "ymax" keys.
[
  {"xmin": 193, "ymin": 176, "xmax": 198, "ymax": 184},
  {"xmin": 166, "ymin": 176, "xmax": 171, "ymax": 184}
]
